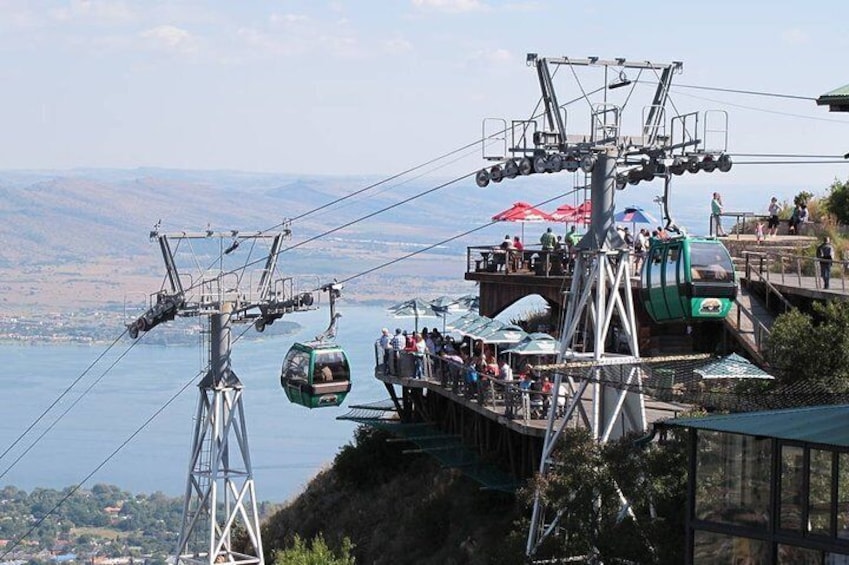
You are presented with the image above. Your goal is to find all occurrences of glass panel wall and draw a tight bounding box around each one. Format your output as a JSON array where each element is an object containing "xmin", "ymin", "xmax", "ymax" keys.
[
  {"xmin": 780, "ymin": 444, "xmax": 804, "ymax": 532},
  {"xmin": 838, "ymin": 453, "xmax": 849, "ymax": 541},
  {"xmin": 695, "ymin": 431, "xmax": 771, "ymax": 527},
  {"xmin": 778, "ymin": 544, "xmax": 821, "ymax": 564},
  {"xmin": 693, "ymin": 531, "xmax": 769, "ymax": 564},
  {"xmin": 810, "ymin": 449, "xmax": 834, "ymax": 536}
]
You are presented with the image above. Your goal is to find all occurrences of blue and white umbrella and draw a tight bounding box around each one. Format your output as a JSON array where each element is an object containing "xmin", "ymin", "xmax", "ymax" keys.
[{"xmin": 614, "ymin": 205, "xmax": 658, "ymax": 234}]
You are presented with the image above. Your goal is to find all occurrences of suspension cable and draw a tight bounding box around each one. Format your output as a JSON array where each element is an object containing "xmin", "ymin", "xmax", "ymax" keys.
[
  {"xmin": 339, "ymin": 188, "xmax": 582, "ymax": 285},
  {"xmin": 0, "ymin": 367, "xmax": 202, "ymax": 560},
  {"xmin": 0, "ymin": 329, "xmax": 131, "ymax": 465},
  {"xmin": 0, "ymin": 333, "xmax": 146, "ymax": 481},
  {"xmin": 0, "ymin": 319, "xmax": 257, "ymax": 557}
]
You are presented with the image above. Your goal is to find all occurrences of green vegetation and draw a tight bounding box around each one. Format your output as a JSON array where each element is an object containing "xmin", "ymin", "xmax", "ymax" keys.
[
  {"xmin": 522, "ymin": 428, "xmax": 688, "ymax": 564},
  {"xmin": 0, "ymin": 484, "xmax": 184, "ymax": 562},
  {"xmin": 766, "ymin": 300, "xmax": 849, "ymax": 393},
  {"xmin": 262, "ymin": 426, "xmax": 526, "ymax": 565},
  {"xmin": 272, "ymin": 534, "xmax": 355, "ymax": 565},
  {"xmin": 824, "ymin": 177, "xmax": 849, "ymax": 226},
  {"xmin": 262, "ymin": 426, "xmax": 691, "ymax": 565}
]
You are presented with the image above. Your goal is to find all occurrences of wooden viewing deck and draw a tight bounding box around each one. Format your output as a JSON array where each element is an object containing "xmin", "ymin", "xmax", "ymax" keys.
[{"xmin": 368, "ymin": 352, "xmax": 691, "ymax": 479}]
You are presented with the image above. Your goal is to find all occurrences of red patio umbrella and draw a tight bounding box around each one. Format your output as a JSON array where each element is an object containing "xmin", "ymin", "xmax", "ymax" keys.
[
  {"xmin": 491, "ymin": 201, "xmax": 554, "ymax": 242},
  {"xmin": 550, "ymin": 199, "xmax": 591, "ymax": 225}
]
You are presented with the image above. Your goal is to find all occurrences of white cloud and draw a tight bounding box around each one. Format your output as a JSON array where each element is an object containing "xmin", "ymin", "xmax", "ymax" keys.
[
  {"xmin": 140, "ymin": 24, "xmax": 198, "ymax": 55},
  {"xmin": 269, "ymin": 13, "xmax": 309, "ymax": 25},
  {"xmin": 411, "ymin": 0, "xmax": 487, "ymax": 13},
  {"xmin": 50, "ymin": 0, "xmax": 137, "ymax": 24},
  {"xmin": 383, "ymin": 36, "xmax": 413, "ymax": 54},
  {"xmin": 469, "ymin": 47, "xmax": 513, "ymax": 65},
  {"xmin": 781, "ymin": 28, "xmax": 808, "ymax": 45}
]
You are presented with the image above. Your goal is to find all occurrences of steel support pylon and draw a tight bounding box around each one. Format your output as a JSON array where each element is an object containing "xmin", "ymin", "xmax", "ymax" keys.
[
  {"xmin": 175, "ymin": 311, "xmax": 264, "ymax": 565},
  {"xmin": 526, "ymin": 153, "xmax": 647, "ymax": 559}
]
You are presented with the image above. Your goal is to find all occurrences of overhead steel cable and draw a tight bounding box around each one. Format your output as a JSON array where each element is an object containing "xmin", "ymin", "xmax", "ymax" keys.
[
  {"xmin": 731, "ymin": 160, "xmax": 849, "ymax": 165},
  {"xmin": 0, "ymin": 320, "xmax": 256, "ymax": 558},
  {"xmin": 338, "ymin": 189, "xmax": 581, "ymax": 286},
  {"xmin": 288, "ymin": 137, "xmax": 488, "ymax": 223},
  {"xmin": 0, "ymin": 367, "xmax": 203, "ymax": 561},
  {"xmin": 731, "ymin": 153, "xmax": 847, "ymax": 159},
  {"xmin": 669, "ymin": 89, "xmax": 849, "ymax": 124},
  {"xmin": 236, "ymin": 88, "xmax": 605, "ymax": 239},
  {"xmin": 665, "ymin": 82, "xmax": 816, "ymax": 101},
  {"xmin": 0, "ymin": 332, "xmax": 146, "ymax": 481},
  {"xmin": 0, "ymin": 329, "xmax": 131, "ymax": 465}
]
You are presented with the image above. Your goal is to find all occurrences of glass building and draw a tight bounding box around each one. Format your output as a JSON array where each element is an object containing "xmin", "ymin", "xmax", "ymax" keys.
[{"xmin": 664, "ymin": 405, "xmax": 849, "ymax": 564}]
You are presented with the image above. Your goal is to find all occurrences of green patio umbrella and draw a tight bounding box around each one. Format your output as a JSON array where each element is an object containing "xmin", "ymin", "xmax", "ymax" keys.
[{"xmin": 388, "ymin": 298, "xmax": 442, "ymax": 332}]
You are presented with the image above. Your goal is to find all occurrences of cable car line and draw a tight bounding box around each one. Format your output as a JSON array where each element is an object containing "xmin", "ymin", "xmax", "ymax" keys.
[
  {"xmin": 0, "ymin": 329, "xmax": 132, "ymax": 465},
  {"xmin": 665, "ymin": 82, "xmax": 816, "ymax": 101},
  {"xmin": 0, "ymin": 367, "xmax": 202, "ymax": 561},
  {"xmin": 732, "ymin": 160, "xmax": 849, "ymax": 165},
  {"xmin": 0, "ymin": 334, "xmax": 146, "ymax": 481},
  {"xmin": 669, "ymin": 90, "xmax": 849, "ymax": 124},
  {"xmin": 338, "ymin": 188, "xmax": 580, "ymax": 285},
  {"xmin": 289, "ymin": 138, "xmax": 487, "ymax": 224},
  {"xmin": 185, "ymin": 91, "xmax": 607, "ymax": 294},
  {"xmin": 231, "ymin": 87, "xmax": 601, "ymax": 243},
  {"xmin": 177, "ymin": 170, "xmax": 477, "ymax": 299},
  {"xmin": 731, "ymin": 153, "xmax": 847, "ymax": 159}
]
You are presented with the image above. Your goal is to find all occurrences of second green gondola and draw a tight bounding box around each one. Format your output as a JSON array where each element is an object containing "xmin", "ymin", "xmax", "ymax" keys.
[
  {"xmin": 640, "ymin": 236, "xmax": 737, "ymax": 323},
  {"xmin": 280, "ymin": 342, "xmax": 351, "ymax": 408}
]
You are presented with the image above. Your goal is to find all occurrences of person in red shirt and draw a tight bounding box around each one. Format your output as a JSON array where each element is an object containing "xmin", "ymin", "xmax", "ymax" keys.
[{"xmin": 511, "ymin": 236, "xmax": 524, "ymax": 272}]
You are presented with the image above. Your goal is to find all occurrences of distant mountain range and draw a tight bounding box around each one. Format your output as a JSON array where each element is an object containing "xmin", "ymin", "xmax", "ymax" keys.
[{"xmin": 0, "ymin": 166, "xmax": 802, "ymax": 319}]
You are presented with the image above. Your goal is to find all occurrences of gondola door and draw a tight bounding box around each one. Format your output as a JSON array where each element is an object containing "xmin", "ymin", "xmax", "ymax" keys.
[
  {"xmin": 643, "ymin": 245, "xmax": 669, "ymax": 322},
  {"xmin": 662, "ymin": 242, "xmax": 685, "ymax": 320}
]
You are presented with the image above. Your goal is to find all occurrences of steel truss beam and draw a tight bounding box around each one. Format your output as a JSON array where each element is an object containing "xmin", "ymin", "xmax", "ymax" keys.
[{"xmin": 175, "ymin": 312, "xmax": 264, "ymax": 565}]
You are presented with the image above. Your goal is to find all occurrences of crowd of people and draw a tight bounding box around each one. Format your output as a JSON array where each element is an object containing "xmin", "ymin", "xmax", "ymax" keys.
[{"xmin": 377, "ymin": 327, "xmax": 563, "ymax": 420}]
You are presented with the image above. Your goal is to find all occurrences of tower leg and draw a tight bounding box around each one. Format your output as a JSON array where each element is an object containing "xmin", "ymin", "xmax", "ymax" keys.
[
  {"xmin": 175, "ymin": 312, "xmax": 264, "ymax": 565},
  {"xmin": 526, "ymin": 154, "xmax": 647, "ymax": 559}
]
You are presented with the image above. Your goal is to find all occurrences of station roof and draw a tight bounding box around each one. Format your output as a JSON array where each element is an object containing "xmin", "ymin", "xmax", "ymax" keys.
[
  {"xmin": 816, "ymin": 84, "xmax": 849, "ymax": 112},
  {"xmin": 663, "ymin": 404, "xmax": 849, "ymax": 447}
]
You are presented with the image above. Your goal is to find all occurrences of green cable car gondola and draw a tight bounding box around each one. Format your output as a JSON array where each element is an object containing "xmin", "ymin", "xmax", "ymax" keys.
[
  {"xmin": 279, "ymin": 282, "xmax": 351, "ymax": 408},
  {"xmin": 640, "ymin": 235, "xmax": 737, "ymax": 323},
  {"xmin": 280, "ymin": 341, "xmax": 351, "ymax": 408}
]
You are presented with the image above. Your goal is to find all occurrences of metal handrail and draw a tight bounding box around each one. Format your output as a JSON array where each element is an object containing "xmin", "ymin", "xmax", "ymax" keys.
[
  {"xmin": 731, "ymin": 297, "xmax": 772, "ymax": 356},
  {"xmin": 740, "ymin": 249, "xmax": 848, "ymax": 293},
  {"xmin": 741, "ymin": 252, "xmax": 794, "ymax": 312}
]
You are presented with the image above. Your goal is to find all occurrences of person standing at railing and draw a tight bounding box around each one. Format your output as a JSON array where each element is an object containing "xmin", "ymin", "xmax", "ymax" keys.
[
  {"xmin": 711, "ymin": 192, "xmax": 727, "ymax": 237},
  {"xmin": 767, "ymin": 196, "xmax": 781, "ymax": 237},
  {"xmin": 817, "ymin": 236, "xmax": 835, "ymax": 289},
  {"xmin": 379, "ymin": 328, "xmax": 392, "ymax": 375},
  {"xmin": 540, "ymin": 227, "xmax": 556, "ymax": 251}
]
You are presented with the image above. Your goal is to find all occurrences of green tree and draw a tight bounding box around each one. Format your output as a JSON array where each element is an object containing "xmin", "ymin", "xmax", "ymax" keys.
[
  {"xmin": 765, "ymin": 301, "xmax": 849, "ymax": 392},
  {"xmin": 825, "ymin": 177, "xmax": 849, "ymax": 225},
  {"xmin": 272, "ymin": 534, "xmax": 355, "ymax": 565},
  {"xmin": 525, "ymin": 428, "xmax": 687, "ymax": 564},
  {"xmin": 794, "ymin": 190, "xmax": 814, "ymax": 207}
]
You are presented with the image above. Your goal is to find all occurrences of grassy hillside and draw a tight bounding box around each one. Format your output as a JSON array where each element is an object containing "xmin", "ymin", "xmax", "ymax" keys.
[{"xmin": 261, "ymin": 426, "xmax": 526, "ymax": 565}]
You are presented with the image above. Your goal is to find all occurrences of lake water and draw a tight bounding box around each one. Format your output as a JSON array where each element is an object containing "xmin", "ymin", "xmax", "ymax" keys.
[{"xmin": 0, "ymin": 305, "xmax": 398, "ymax": 503}]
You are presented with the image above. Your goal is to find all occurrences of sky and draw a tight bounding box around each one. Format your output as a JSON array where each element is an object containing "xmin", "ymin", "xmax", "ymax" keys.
[{"xmin": 2, "ymin": 0, "xmax": 849, "ymax": 215}]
